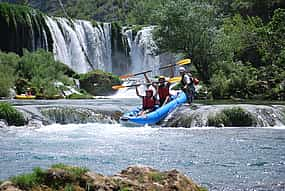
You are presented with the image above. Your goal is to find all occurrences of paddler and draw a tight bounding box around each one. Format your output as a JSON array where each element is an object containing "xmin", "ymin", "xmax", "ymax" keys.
[
  {"xmin": 136, "ymin": 87, "xmax": 156, "ymax": 116},
  {"xmin": 152, "ymin": 76, "xmax": 171, "ymax": 106},
  {"xmin": 179, "ymin": 66, "xmax": 196, "ymax": 104}
]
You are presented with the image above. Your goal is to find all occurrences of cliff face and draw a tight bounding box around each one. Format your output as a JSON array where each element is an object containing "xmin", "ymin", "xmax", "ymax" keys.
[
  {"xmin": 0, "ymin": 165, "xmax": 206, "ymax": 191},
  {"xmin": 0, "ymin": 3, "xmax": 53, "ymax": 55}
]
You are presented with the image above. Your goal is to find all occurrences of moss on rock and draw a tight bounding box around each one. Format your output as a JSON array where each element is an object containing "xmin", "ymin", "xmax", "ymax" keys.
[
  {"xmin": 0, "ymin": 3, "xmax": 53, "ymax": 55},
  {"xmin": 208, "ymin": 107, "xmax": 257, "ymax": 127},
  {"xmin": 2, "ymin": 165, "xmax": 206, "ymax": 191},
  {"xmin": 0, "ymin": 102, "xmax": 26, "ymax": 126}
]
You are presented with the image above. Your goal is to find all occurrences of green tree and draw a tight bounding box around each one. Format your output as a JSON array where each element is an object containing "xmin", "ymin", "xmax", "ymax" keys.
[
  {"xmin": 0, "ymin": 51, "xmax": 20, "ymax": 97},
  {"xmin": 17, "ymin": 49, "xmax": 67, "ymax": 96},
  {"xmin": 153, "ymin": 0, "xmax": 219, "ymax": 82}
]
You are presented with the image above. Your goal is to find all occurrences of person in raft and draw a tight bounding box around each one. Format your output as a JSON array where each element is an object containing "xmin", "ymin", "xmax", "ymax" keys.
[
  {"xmin": 152, "ymin": 76, "xmax": 171, "ymax": 106},
  {"xmin": 136, "ymin": 87, "xmax": 156, "ymax": 116},
  {"xmin": 179, "ymin": 66, "xmax": 196, "ymax": 104}
]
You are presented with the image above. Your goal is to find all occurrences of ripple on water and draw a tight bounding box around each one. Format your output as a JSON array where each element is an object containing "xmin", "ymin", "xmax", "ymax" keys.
[
  {"xmin": 0, "ymin": 124, "xmax": 285, "ymax": 191},
  {"xmin": 247, "ymin": 161, "xmax": 269, "ymax": 167}
]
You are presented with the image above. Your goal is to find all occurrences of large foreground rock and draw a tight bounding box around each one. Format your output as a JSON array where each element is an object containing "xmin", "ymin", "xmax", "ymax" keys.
[{"xmin": 0, "ymin": 166, "xmax": 206, "ymax": 191}]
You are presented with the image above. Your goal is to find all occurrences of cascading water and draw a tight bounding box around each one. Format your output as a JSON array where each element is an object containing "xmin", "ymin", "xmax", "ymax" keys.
[
  {"xmin": 163, "ymin": 104, "xmax": 285, "ymax": 128},
  {"xmin": 122, "ymin": 26, "xmax": 176, "ymax": 77},
  {"xmin": 45, "ymin": 16, "xmax": 112, "ymax": 73},
  {"xmin": 1, "ymin": 6, "xmax": 176, "ymax": 76}
]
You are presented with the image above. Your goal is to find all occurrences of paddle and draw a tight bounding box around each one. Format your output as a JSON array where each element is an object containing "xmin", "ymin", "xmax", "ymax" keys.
[
  {"xmin": 119, "ymin": 70, "xmax": 152, "ymax": 79},
  {"xmin": 112, "ymin": 76, "xmax": 182, "ymax": 90},
  {"xmin": 112, "ymin": 84, "xmax": 143, "ymax": 90},
  {"xmin": 119, "ymin": 58, "xmax": 191, "ymax": 79},
  {"xmin": 158, "ymin": 58, "xmax": 191, "ymax": 70}
]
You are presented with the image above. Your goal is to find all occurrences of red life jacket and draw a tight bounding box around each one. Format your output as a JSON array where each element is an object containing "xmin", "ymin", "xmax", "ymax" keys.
[
  {"xmin": 143, "ymin": 96, "xmax": 155, "ymax": 110},
  {"xmin": 158, "ymin": 85, "xmax": 170, "ymax": 100}
]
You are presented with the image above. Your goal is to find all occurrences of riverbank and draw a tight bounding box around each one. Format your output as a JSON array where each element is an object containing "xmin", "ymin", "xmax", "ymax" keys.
[{"xmin": 0, "ymin": 165, "xmax": 206, "ymax": 191}]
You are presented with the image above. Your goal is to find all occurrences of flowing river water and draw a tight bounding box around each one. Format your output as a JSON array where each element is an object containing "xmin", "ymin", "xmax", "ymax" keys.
[{"xmin": 0, "ymin": 98, "xmax": 285, "ymax": 191}]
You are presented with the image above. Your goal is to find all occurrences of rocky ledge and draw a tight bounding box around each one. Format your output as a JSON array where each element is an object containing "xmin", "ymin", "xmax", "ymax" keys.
[{"xmin": 0, "ymin": 165, "xmax": 206, "ymax": 191}]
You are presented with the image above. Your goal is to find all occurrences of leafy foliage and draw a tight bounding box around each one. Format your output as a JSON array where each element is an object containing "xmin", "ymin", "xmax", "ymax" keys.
[
  {"xmin": 11, "ymin": 167, "xmax": 45, "ymax": 189},
  {"xmin": 17, "ymin": 49, "xmax": 72, "ymax": 97},
  {"xmin": 0, "ymin": 51, "xmax": 19, "ymax": 97},
  {"xmin": 0, "ymin": 102, "xmax": 26, "ymax": 126},
  {"xmin": 208, "ymin": 107, "xmax": 256, "ymax": 127},
  {"xmin": 79, "ymin": 69, "xmax": 121, "ymax": 96},
  {"xmin": 0, "ymin": 1, "xmax": 284, "ymax": 100},
  {"xmin": 51, "ymin": 163, "xmax": 89, "ymax": 178},
  {"xmin": 153, "ymin": 0, "xmax": 219, "ymax": 82}
]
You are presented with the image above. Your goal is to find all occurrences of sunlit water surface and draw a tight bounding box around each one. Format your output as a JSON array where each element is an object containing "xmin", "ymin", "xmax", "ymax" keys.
[{"xmin": 0, "ymin": 124, "xmax": 285, "ymax": 191}]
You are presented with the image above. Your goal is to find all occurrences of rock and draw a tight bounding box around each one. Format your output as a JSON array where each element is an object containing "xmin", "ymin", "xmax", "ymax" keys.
[
  {"xmin": 112, "ymin": 166, "xmax": 203, "ymax": 191},
  {"xmin": 1, "ymin": 166, "xmax": 205, "ymax": 191},
  {"xmin": 0, "ymin": 120, "xmax": 8, "ymax": 128},
  {"xmin": 0, "ymin": 181, "xmax": 22, "ymax": 191}
]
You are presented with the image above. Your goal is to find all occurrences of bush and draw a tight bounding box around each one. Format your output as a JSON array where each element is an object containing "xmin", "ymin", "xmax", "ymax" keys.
[
  {"xmin": 51, "ymin": 164, "xmax": 89, "ymax": 178},
  {"xmin": 0, "ymin": 102, "xmax": 26, "ymax": 126},
  {"xmin": 208, "ymin": 107, "xmax": 256, "ymax": 127},
  {"xmin": 17, "ymin": 49, "xmax": 70, "ymax": 96},
  {"xmin": 79, "ymin": 69, "xmax": 121, "ymax": 96},
  {"xmin": 11, "ymin": 167, "xmax": 45, "ymax": 190},
  {"xmin": 67, "ymin": 93, "xmax": 94, "ymax": 99},
  {"xmin": 0, "ymin": 51, "xmax": 19, "ymax": 97},
  {"xmin": 209, "ymin": 71, "xmax": 230, "ymax": 99}
]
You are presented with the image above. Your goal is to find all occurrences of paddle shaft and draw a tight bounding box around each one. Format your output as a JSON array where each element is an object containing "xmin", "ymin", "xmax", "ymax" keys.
[{"xmin": 119, "ymin": 58, "xmax": 191, "ymax": 79}]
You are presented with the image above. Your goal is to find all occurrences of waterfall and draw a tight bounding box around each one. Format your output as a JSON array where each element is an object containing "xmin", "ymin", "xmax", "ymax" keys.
[
  {"xmin": 44, "ymin": 16, "xmax": 112, "ymax": 73},
  {"xmin": 0, "ymin": 5, "xmax": 177, "ymax": 76},
  {"xmin": 122, "ymin": 26, "xmax": 176, "ymax": 77},
  {"xmin": 163, "ymin": 104, "xmax": 285, "ymax": 128}
]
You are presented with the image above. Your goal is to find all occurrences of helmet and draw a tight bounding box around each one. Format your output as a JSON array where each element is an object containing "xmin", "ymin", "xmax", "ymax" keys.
[
  {"xmin": 158, "ymin": 75, "xmax": 165, "ymax": 82},
  {"xmin": 179, "ymin": 67, "xmax": 186, "ymax": 72}
]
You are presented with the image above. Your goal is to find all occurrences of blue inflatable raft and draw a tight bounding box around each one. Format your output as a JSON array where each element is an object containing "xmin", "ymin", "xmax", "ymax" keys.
[{"xmin": 120, "ymin": 92, "xmax": 187, "ymax": 125}]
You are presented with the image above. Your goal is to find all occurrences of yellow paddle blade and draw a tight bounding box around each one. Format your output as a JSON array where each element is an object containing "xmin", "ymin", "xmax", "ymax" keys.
[
  {"xmin": 119, "ymin": 74, "xmax": 133, "ymax": 79},
  {"xmin": 112, "ymin": 85, "xmax": 126, "ymax": 90},
  {"xmin": 159, "ymin": 58, "xmax": 191, "ymax": 70},
  {"xmin": 168, "ymin": 76, "xmax": 182, "ymax": 83},
  {"xmin": 177, "ymin": 58, "xmax": 191, "ymax": 65}
]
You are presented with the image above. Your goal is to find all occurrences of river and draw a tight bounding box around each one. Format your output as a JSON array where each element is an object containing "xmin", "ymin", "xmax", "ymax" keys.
[{"xmin": 0, "ymin": 98, "xmax": 285, "ymax": 191}]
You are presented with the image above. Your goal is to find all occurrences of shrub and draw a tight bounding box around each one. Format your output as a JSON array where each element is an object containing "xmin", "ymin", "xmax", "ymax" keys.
[
  {"xmin": 17, "ymin": 49, "xmax": 70, "ymax": 96},
  {"xmin": 208, "ymin": 107, "xmax": 256, "ymax": 127},
  {"xmin": 0, "ymin": 51, "xmax": 19, "ymax": 97},
  {"xmin": 223, "ymin": 107, "xmax": 256, "ymax": 126},
  {"xmin": 11, "ymin": 167, "xmax": 45, "ymax": 190},
  {"xmin": 209, "ymin": 71, "xmax": 230, "ymax": 99},
  {"xmin": 208, "ymin": 112, "xmax": 229, "ymax": 127},
  {"xmin": 67, "ymin": 93, "xmax": 94, "ymax": 99},
  {"xmin": 79, "ymin": 69, "xmax": 121, "ymax": 96},
  {"xmin": 51, "ymin": 163, "xmax": 89, "ymax": 178},
  {"xmin": 0, "ymin": 102, "xmax": 26, "ymax": 126}
]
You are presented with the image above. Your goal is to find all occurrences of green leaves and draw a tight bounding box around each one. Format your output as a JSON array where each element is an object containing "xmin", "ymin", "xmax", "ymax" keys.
[
  {"xmin": 0, "ymin": 102, "xmax": 26, "ymax": 126},
  {"xmin": 153, "ymin": 0, "xmax": 219, "ymax": 82}
]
